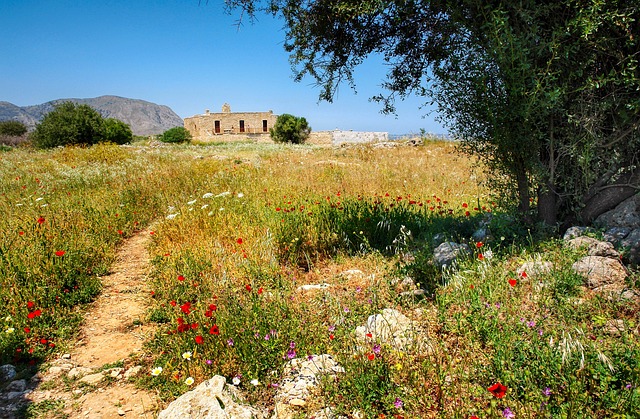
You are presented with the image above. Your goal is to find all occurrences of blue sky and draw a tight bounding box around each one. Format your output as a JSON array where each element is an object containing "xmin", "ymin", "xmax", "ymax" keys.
[{"xmin": 0, "ymin": 0, "xmax": 445, "ymax": 134}]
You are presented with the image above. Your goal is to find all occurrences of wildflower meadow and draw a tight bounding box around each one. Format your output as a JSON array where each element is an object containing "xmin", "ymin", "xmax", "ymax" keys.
[{"xmin": 1, "ymin": 139, "xmax": 638, "ymax": 418}]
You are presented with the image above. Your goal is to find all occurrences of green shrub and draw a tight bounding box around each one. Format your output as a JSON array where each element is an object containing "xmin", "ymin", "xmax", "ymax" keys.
[
  {"xmin": 31, "ymin": 102, "xmax": 104, "ymax": 148},
  {"xmin": 0, "ymin": 120, "xmax": 28, "ymax": 137},
  {"xmin": 159, "ymin": 126, "xmax": 192, "ymax": 143},
  {"xmin": 270, "ymin": 114, "xmax": 311, "ymax": 144},
  {"xmin": 102, "ymin": 118, "xmax": 133, "ymax": 145}
]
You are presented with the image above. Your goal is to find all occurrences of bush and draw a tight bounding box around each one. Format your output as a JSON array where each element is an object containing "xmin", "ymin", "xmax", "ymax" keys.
[
  {"xmin": 30, "ymin": 103, "xmax": 134, "ymax": 148},
  {"xmin": 31, "ymin": 102, "xmax": 105, "ymax": 148},
  {"xmin": 102, "ymin": 118, "xmax": 133, "ymax": 145},
  {"xmin": 159, "ymin": 126, "xmax": 192, "ymax": 144},
  {"xmin": 0, "ymin": 120, "xmax": 28, "ymax": 137},
  {"xmin": 270, "ymin": 114, "xmax": 311, "ymax": 144}
]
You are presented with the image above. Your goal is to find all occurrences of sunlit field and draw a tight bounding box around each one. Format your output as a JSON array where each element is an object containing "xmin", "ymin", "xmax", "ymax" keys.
[{"xmin": 1, "ymin": 140, "xmax": 638, "ymax": 418}]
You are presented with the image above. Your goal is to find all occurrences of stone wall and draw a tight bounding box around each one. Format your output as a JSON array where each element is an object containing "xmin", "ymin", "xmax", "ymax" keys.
[
  {"xmin": 331, "ymin": 130, "xmax": 389, "ymax": 145},
  {"xmin": 307, "ymin": 130, "xmax": 390, "ymax": 145}
]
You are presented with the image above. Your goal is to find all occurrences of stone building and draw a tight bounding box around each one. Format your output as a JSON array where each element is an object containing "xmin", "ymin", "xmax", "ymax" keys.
[{"xmin": 184, "ymin": 103, "xmax": 278, "ymax": 140}]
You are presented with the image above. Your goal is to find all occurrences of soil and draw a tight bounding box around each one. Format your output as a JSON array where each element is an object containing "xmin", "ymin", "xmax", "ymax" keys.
[{"xmin": 21, "ymin": 229, "xmax": 162, "ymax": 418}]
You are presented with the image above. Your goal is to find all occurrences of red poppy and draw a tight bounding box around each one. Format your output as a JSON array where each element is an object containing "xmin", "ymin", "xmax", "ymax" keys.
[
  {"xmin": 476, "ymin": 242, "xmax": 483, "ymax": 248},
  {"xmin": 40, "ymin": 338, "xmax": 48, "ymax": 345},
  {"xmin": 520, "ymin": 271, "xmax": 528, "ymax": 278},
  {"xmin": 366, "ymin": 333, "xmax": 373, "ymax": 338},
  {"xmin": 177, "ymin": 275, "xmax": 185, "ymax": 281},
  {"xmin": 470, "ymin": 416, "xmax": 480, "ymax": 419},
  {"xmin": 462, "ymin": 203, "xmax": 468, "ymax": 208},
  {"xmin": 465, "ymin": 211, "xmax": 470, "ymax": 217},
  {"xmin": 488, "ymin": 382, "xmax": 507, "ymax": 398},
  {"xmin": 469, "ymin": 284, "xmax": 475, "ymax": 289},
  {"xmin": 195, "ymin": 335, "xmax": 204, "ymax": 344},
  {"xmin": 27, "ymin": 309, "xmax": 42, "ymax": 319},
  {"xmin": 19, "ymin": 231, "xmax": 24, "ymax": 236},
  {"xmin": 205, "ymin": 310, "xmax": 213, "ymax": 317},
  {"xmin": 508, "ymin": 279, "xmax": 517, "ymax": 287},
  {"xmin": 237, "ymin": 238, "xmax": 243, "ymax": 245},
  {"xmin": 55, "ymin": 250, "xmax": 65, "ymax": 257},
  {"xmin": 209, "ymin": 325, "xmax": 220, "ymax": 335},
  {"xmin": 245, "ymin": 284, "xmax": 252, "ymax": 292},
  {"xmin": 118, "ymin": 230, "xmax": 123, "ymax": 235},
  {"xmin": 209, "ymin": 304, "xmax": 217, "ymax": 311},
  {"xmin": 37, "ymin": 217, "xmax": 45, "ymax": 224},
  {"xmin": 258, "ymin": 287, "xmax": 264, "ymax": 295},
  {"xmin": 329, "ymin": 334, "xmax": 334, "ymax": 340},
  {"xmin": 24, "ymin": 327, "xmax": 30, "ymax": 333},
  {"xmin": 170, "ymin": 300, "xmax": 177, "ymax": 307},
  {"xmin": 180, "ymin": 302, "xmax": 192, "ymax": 315},
  {"xmin": 368, "ymin": 353, "xmax": 375, "ymax": 360},
  {"xmin": 27, "ymin": 301, "xmax": 35, "ymax": 309},
  {"xmin": 477, "ymin": 253, "xmax": 484, "ymax": 260}
]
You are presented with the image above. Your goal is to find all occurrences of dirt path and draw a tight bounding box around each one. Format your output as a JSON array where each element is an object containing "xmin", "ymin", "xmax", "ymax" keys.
[{"xmin": 23, "ymin": 230, "xmax": 161, "ymax": 418}]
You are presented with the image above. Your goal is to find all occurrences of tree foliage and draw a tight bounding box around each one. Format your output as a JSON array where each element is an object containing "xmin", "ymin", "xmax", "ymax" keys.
[
  {"xmin": 31, "ymin": 102, "xmax": 133, "ymax": 148},
  {"xmin": 270, "ymin": 113, "xmax": 311, "ymax": 144},
  {"xmin": 159, "ymin": 126, "xmax": 192, "ymax": 143},
  {"xmin": 102, "ymin": 118, "xmax": 133, "ymax": 145},
  {"xmin": 0, "ymin": 120, "xmax": 28, "ymax": 137},
  {"xmin": 226, "ymin": 0, "xmax": 640, "ymax": 226}
]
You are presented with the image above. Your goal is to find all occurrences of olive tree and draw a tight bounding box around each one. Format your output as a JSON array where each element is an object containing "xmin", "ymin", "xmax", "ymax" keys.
[
  {"xmin": 31, "ymin": 102, "xmax": 133, "ymax": 148},
  {"xmin": 225, "ymin": 0, "xmax": 640, "ymax": 226}
]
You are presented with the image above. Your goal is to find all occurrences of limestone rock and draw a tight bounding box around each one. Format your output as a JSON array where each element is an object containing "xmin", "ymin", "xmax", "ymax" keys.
[
  {"xmin": 620, "ymin": 228, "xmax": 640, "ymax": 265},
  {"xmin": 355, "ymin": 308, "xmax": 417, "ymax": 350},
  {"xmin": 5, "ymin": 379, "xmax": 26, "ymax": 393},
  {"xmin": 572, "ymin": 256, "xmax": 628, "ymax": 290},
  {"xmin": 296, "ymin": 283, "xmax": 332, "ymax": 293},
  {"xmin": 565, "ymin": 237, "xmax": 619, "ymax": 258},
  {"xmin": 603, "ymin": 227, "xmax": 632, "ymax": 246},
  {"xmin": 563, "ymin": 226, "xmax": 594, "ymax": 240},
  {"xmin": 274, "ymin": 355, "xmax": 344, "ymax": 419},
  {"xmin": 79, "ymin": 372, "xmax": 105, "ymax": 386},
  {"xmin": 595, "ymin": 193, "xmax": 640, "ymax": 229},
  {"xmin": 158, "ymin": 375, "xmax": 265, "ymax": 419},
  {"xmin": 433, "ymin": 242, "xmax": 471, "ymax": 268},
  {"xmin": 516, "ymin": 261, "xmax": 554, "ymax": 278},
  {"xmin": 0, "ymin": 365, "xmax": 16, "ymax": 382}
]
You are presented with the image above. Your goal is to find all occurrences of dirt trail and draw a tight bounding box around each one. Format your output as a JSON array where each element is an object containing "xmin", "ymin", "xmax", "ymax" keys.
[{"xmin": 24, "ymin": 229, "xmax": 162, "ymax": 418}]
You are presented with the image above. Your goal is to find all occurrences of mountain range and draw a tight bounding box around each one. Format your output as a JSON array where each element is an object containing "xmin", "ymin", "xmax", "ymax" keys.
[{"xmin": 0, "ymin": 95, "xmax": 183, "ymax": 136}]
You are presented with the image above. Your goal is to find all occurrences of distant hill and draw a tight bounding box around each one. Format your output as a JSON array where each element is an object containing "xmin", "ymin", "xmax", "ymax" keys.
[{"xmin": 0, "ymin": 95, "xmax": 183, "ymax": 136}]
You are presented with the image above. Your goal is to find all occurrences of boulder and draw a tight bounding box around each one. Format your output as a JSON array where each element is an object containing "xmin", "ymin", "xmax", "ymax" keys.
[
  {"xmin": 516, "ymin": 261, "xmax": 554, "ymax": 278},
  {"xmin": 158, "ymin": 375, "xmax": 265, "ymax": 419},
  {"xmin": 572, "ymin": 256, "xmax": 628, "ymax": 290},
  {"xmin": 433, "ymin": 242, "xmax": 471, "ymax": 268},
  {"xmin": 273, "ymin": 354, "xmax": 344, "ymax": 419},
  {"xmin": 563, "ymin": 226, "xmax": 594, "ymax": 240},
  {"xmin": 354, "ymin": 308, "xmax": 417, "ymax": 350},
  {"xmin": 0, "ymin": 365, "xmax": 16, "ymax": 382},
  {"xmin": 620, "ymin": 228, "xmax": 640, "ymax": 265},
  {"xmin": 595, "ymin": 193, "xmax": 640, "ymax": 229},
  {"xmin": 565, "ymin": 237, "xmax": 620, "ymax": 258}
]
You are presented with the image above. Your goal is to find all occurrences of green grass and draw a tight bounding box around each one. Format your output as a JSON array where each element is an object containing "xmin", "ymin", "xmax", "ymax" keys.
[{"xmin": 1, "ymin": 140, "xmax": 638, "ymax": 418}]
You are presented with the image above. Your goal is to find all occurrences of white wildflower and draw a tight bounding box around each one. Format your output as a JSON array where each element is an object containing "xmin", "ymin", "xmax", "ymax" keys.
[
  {"xmin": 202, "ymin": 192, "xmax": 214, "ymax": 199},
  {"xmin": 232, "ymin": 376, "xmax": 241, "ymax": 386},
  {"xmin": 151, "ymin": 367, "xmax": 163, "ymax": 376},
  {"xmin": 187, "ymin": 199, "xmax": 197, "ymax": 205},
  {"xmin": 250, "ymin": 379, "xmax": 260, "ymax": 386},
  {"xmin": 215, "ymin": 191, "xmax": 231, "ymax": 198},
  {"xmin": 166, "ymin": 213, "xmax": 179, "ymax": 220}
]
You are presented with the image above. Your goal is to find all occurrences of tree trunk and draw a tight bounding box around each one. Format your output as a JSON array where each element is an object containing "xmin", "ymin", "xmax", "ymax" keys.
[
  {"xmin": 579, "ymin": 168, "xmax": 640, "ymax": 223},
  {"xmin": 515, "ymin": 160, "xmax": 533, "ymax": 224},
  {"xmin": 537, "ymin": 181, "xmax": 557, "ymax": 226}
]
